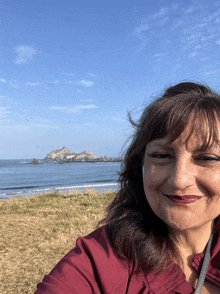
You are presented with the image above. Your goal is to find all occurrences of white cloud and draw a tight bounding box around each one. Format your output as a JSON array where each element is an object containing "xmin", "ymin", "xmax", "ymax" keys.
[
  {"xmin": 80, "ymin": 99, "xmax": 93, "ymax": 102},
  {"xmin": 84, "ymin": 123, "xmax": 94, "ymax": 127},
  {"xmin": 62, "ymin": 72, "xmax": 75, "ymax": 76},
  {"xmin": 134, "ymin": 24, "xmax": 150, "ymax": 38},
  {"xmin": 69, "ymin": 80, "xmax": 94, "ymax": 87},
  {"xmin": 9, "ymin": 80, "xmax": 19, "ymax": 88},
  {"xmin": 152, "ymin": 7, "xmax": 169, "ymax": 19},
  {"xmin": 205, "ymin": 70, "xmax": 219, "ymax": 76},
  {"xmin": 0, "ymin": 107, "xmax": 10, "ymax": 117},
  {"xmin": 153, "ymin": 53, "xmax": 165, "ymax": 58},
  {"xmin": 50, "ymin": 104, "xmax": 98, "ymax": 113},
  {"xmin": 185, "ymin": 7, "xmax": 194, "ymax": 14},
  {"xmin": 33, "ymin": 124, "xmax": 59, "ymax": 129},
  {"xmin": 27, "ymin": 82, "xmax": 40, "ymax": 86},
  {"xmin": 46, "ymin": 80, "xmax": 60, "ymax": 85},
  {"xmin": 201, "ymin": 57, "xmax": 210, "ymax": 61},
  {"xmin": 87, "ymin": 73, "xmax": 97, "ymax": 78},
  {"xmin": 110, "ymin": 117, "xmax": 127, "ymax": 123},
  {"xmin": 79, "ymin": 80, "xmax": 94, "ymax": 87},
  {"xmin": 50, "ymin": 106, "xmax": 67, "ymax": 112},
  {"xmin": 189, "ymin": 52, "xmax": 198, "ymax": 57},
  {"xmin": 194, "ymin": 45, "xmax": 202, "ymax": 50},
  {"xmin": 134, "ymin": 2, "xmax": 220, "ymax": 58},
  {"xmin": 134, "ymin": 6, "xmax": 169, "ymax": 37},
  {"xmin": 0, "ymin": 124, "xmax": 31, "ymax": 132},
  {"xmin": 14, "ymin": 45, "xmax": 36, "ymax": 64},
  {"xmin": 0, "ymin": 79, "xmax": 6, "ymax": 83},
  {"xmin": 36, "ymin": 118, "xmax": 51, "ymax": 123}
]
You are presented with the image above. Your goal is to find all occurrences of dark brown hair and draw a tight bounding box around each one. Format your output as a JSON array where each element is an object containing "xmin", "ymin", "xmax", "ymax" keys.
[{"xmin": 98, "ymin": 82, "xmax": 220, "ymax": 274}]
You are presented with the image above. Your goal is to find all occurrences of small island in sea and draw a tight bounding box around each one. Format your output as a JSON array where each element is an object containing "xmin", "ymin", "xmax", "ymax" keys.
[{"xmin": 43, "ymin": 147, "xmax": 123, "ymax": 163}]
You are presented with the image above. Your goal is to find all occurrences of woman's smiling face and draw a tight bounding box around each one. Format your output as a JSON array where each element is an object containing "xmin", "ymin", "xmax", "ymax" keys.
[{"xmin": 143, "ymin": 124, "xmax": 220, "ymax": 232}]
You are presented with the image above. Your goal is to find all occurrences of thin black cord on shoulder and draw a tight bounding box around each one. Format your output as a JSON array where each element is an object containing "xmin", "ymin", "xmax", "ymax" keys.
[{"xmin": 125, "ymin": 261, "xmax": 135, "ymax": 294}]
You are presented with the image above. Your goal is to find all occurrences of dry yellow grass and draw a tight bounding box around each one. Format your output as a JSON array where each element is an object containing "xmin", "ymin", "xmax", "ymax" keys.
[{"xmin": 0, "ymin": 189, "xmax": 116, "ymax": 294}]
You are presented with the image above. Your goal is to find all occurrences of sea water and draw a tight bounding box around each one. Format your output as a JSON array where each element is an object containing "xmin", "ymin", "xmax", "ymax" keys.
[{"xmin": 0, "ymin": 159, "xmax": 122, "ymax": 199}]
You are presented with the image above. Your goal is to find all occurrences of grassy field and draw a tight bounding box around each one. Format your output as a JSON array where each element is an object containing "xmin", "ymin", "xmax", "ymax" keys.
[{"xmin": 0, "ymin": 189, "xmax": 116, "ymax": 294}]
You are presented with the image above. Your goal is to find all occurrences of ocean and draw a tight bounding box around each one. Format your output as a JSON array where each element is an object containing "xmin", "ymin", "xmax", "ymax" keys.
[{"xmin": 0, "ymin": 159, "xmax": 122, "ymax": 200}]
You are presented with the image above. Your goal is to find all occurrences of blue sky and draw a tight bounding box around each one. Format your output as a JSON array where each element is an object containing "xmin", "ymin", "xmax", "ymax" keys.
[{"xmin": 1, "ymin": 0, "xmax": 220, "ymax": 159}]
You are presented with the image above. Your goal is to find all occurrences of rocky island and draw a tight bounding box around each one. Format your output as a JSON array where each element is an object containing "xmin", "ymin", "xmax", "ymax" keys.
[
  {"xmin": 44, "ymin": 147, "xmax": 123, "ymax": 163},
  {"xmin": 30, "ymin": 158, "xmax": 42, "ymax": 164}
]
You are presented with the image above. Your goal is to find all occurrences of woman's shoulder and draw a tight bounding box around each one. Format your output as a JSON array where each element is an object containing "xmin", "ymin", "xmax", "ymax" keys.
[
  {"xmin": 59, "ymin": 226, "xmax": 130, "ymax": 274},
  {"xmin": 34, "ymin": 227, "xmax": 200, "ymax": 293},
  {"xmin": 61, "ymin": 226, "xmax": 128, "ymax": 265},
  {"xmin": 34, "ymin": 227, "xmax": 138, "ymax": 294}
]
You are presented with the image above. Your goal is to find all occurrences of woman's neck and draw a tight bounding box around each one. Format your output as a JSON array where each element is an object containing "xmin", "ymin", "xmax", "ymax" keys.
[{"xmin": 169, "ymin": 221, "xmax": 214, "ymax": 257}]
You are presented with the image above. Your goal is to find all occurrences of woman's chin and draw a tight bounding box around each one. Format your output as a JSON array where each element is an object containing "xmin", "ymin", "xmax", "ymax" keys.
[{"xmin": 157, "ymin": 209, "xmax": 205, "ymax": 232}]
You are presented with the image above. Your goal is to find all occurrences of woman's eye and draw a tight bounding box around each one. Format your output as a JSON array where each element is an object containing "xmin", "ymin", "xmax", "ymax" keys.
[
  {"xmin": 148, "ymin": 153, "xmax": 172, "ymax": 159},
  {"xmin": 196, "ymin": 154, "xmax": 220, "ymax": 161}
]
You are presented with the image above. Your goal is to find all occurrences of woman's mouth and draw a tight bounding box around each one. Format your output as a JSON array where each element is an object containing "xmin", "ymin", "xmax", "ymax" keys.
[{"xmin": 164, "ymin": 194, "xmax": 203, "ymax": 204}]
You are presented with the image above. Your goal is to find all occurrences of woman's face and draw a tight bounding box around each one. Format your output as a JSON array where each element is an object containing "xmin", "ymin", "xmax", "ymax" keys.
[{"xmin": 143, "ymin": 125, "xmax": 220, "ymax": 232}]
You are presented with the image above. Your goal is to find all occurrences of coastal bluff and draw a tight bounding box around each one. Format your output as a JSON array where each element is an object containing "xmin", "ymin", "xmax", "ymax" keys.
[{"xmin": 44, "ymin": 147, "xmax": 123, "ymax": 163}]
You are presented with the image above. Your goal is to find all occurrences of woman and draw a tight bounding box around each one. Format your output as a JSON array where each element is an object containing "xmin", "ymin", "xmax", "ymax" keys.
[{"xmin": 35, "ymin": 82, "xmax": 220, "ymax": 294}]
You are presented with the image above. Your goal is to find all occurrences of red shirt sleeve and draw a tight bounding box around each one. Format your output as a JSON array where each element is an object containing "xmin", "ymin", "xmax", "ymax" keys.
[{"xmin": 34, "ymin": 228, "xmax": 131, "ymax": 294}]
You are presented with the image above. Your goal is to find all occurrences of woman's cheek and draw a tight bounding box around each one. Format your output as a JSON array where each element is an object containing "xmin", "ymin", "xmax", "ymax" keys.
[
  {"xmin": 199, "ymin": 169, "xmax": 220, "ymax": 197},
  {"xmin": 148, "ymin": 165, "xmax": 168, "ymax": 185}
]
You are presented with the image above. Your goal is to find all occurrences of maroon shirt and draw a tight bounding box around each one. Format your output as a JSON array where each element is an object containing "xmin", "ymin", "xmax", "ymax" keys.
[{"xmin": 35, "ymin": 227, "xmax": 220, "ymax": 294}]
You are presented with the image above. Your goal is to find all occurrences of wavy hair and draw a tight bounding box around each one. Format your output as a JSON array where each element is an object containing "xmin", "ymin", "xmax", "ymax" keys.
[{"xmin": 98, "ymin": 82, "xmax": 220, "ymax": 274}]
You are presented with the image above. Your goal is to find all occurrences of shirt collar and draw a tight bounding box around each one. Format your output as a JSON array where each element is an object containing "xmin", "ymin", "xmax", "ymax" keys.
[{"xmin": 144, "ymin": 233, "xmax": 220, "ymax": 293}]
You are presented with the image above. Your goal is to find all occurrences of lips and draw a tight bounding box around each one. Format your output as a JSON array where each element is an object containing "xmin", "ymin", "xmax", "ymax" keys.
[
  {"xmin": 165, "ymin": 195, "xmax": 202, "ymax": 200},
  {"xmin": 164, "ymin": 194, "xmax": 202, "ymax": 204}
]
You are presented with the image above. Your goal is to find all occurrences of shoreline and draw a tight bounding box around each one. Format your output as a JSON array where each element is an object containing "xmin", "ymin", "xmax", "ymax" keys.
[{"xmin": 0, "ymin": 183, "xmax": 120, "ymax": 200}]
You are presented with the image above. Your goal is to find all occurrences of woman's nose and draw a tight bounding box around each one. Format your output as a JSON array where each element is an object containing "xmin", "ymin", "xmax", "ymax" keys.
[{"xmin": 167, "ymin": 158, "xmax": 195, "ymax": 189}]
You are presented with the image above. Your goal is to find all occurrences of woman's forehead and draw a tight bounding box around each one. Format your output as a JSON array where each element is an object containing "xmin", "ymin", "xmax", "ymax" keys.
[{"xmin": 146, "ymin": 125, "xmax": 220, "ymax": 151}]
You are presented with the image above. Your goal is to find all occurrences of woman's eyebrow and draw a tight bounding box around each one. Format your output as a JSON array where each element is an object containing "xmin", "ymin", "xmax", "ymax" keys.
[
  {"xmin": 148, "ymin": 142, "xmax": 173, "ymax": 150},
  {"xmin": 194, "ymin": 145, "xmax": 220, "ymax": 152}
]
